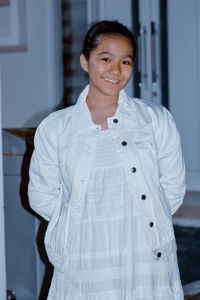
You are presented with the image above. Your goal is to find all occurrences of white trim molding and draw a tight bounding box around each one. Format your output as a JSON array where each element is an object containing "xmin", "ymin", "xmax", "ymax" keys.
[
  {"xmin": 87, "ymin": 0, "xmax": 132, "ymax": 30},
  {"xmin": 87, "ymin": 0, "xmax": 100, "ymax": 28},
  {"xmin": 0, "ymin": 66, "xmax": 7, "ymax": 300}
]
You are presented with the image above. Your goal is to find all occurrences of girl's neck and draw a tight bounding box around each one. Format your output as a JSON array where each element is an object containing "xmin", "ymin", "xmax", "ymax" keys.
[
  {"xmin": 86, "ymin": 87, "xmax": 119, "ymax": 130},
  {"xmin": 86, "ymin": 88, "xmax": 119, "ymax": 109}
]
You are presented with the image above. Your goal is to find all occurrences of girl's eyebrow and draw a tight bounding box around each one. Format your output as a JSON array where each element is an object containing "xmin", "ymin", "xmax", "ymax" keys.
[
  {"xmin": 97, "ymin": 51, "xmax": 112, "ymax": 56},
  {"xmin": 97, "ymin": 51, "xmax": 133, "ymax": 60},
  {"xmin": 125, "ymin": 54, "xmax": 134, "ymax": 60}
]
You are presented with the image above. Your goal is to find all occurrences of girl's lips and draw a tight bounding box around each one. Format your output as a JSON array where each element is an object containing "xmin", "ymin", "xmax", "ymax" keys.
[{"xmin": 104, "ymin": 77, "xmax": 120, "ymax": 83}]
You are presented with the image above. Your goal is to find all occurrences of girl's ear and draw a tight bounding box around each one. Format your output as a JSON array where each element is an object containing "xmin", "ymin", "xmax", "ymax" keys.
[{"xmin": 80, "ymin": 54, "xmax": 89, "ymax": 73}]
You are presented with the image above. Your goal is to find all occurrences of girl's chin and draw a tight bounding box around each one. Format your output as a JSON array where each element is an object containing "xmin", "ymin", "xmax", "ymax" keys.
[
  {"xmin": 101, "ymin": 88, "xmax": 121, "ymax": 97},
  {"xmin": 88, "ymin": 83, "xmax": 124, "ymax": 97}
]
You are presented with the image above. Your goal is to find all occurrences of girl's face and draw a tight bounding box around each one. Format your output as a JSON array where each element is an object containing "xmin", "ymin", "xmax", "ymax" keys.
[{"xmin": 80, "ymin": 35, "xmax": 134, "ymax": 99}]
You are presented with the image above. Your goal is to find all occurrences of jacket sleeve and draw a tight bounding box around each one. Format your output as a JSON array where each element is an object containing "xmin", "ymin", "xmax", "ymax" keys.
[
  {"xmin": 28, "ymin": 118, "xmax": 61, "ymax": 221},
  {"xmin": 150, "ymin": 106, "xmax": 186, "ymax": 215}
]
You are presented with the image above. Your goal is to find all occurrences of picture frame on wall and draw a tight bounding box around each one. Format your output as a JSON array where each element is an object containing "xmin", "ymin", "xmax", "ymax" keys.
[
  {"xmin": 0, "ymin": 0, "xmax": 10, "ymax": 6},
  {"xmin": 0, "ymin": 0, "xmax": 26, "ymax": 52}
]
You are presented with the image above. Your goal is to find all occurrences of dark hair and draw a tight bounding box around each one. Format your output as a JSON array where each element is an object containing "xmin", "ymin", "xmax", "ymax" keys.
[{"xmin": 81, "ymin": 20, "xmax": 137, "ymax": 60}]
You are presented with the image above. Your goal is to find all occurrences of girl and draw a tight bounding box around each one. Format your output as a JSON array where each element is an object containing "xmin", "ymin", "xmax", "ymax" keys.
[{"xmin": 28, "ymin": 20, "xmax": 186, "ymax": 300}]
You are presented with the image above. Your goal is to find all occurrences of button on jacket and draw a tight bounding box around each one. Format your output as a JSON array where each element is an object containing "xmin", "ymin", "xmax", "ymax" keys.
[{"xmin": 28, "ymin": 85, "xmax": 186, "ymax": 271}]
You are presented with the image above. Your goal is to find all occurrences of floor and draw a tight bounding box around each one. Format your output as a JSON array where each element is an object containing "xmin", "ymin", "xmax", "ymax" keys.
[
  {"xmin": 174, "ymin": 225, "xmax": 200, "ymax": 299},
  {"xmin": 185, "ymin": 295, "xmax": 200, "ymax": 300},
  {"xmin": 175, "ymin": 225, "xmax": 200, "ymax": 285}
]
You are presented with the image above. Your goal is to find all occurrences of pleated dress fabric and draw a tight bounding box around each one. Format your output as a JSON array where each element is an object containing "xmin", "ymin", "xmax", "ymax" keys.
[{"xmin": 47, "ymin": 129, "xmax": 184, "ymax": 300}]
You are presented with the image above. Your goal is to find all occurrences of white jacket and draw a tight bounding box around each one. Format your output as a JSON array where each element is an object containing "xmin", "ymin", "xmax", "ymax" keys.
[{"xmin": 28, "ymin": 85, "xmax": 186, "ymax": 271}]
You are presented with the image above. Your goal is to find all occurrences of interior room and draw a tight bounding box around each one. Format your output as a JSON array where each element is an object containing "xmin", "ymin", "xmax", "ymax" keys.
[{"xmin": 0, "ymin": 0, "xmax": 200, "ymax": 299}]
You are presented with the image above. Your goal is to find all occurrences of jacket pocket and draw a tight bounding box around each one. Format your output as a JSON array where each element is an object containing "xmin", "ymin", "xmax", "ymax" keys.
[
  {"xmin": 44, "ymin": 186, "xmax": 69, "ymax": 270},
  {"xmin": 134, "ymin": 140, "xmax": 158, "ymax": 175}
]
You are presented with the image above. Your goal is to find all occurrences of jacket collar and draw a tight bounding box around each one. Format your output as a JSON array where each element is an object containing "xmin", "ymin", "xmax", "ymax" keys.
[{"xmin": 71, "ymin": 85, "xmax": 137, "ymax": 135}]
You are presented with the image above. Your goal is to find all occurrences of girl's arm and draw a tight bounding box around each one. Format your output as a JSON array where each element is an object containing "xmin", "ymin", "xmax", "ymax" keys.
[
  {"xmin": 28, "ymin": 118, "xmax": 61, "ymax": 221},
  {"xmin": 151, "ymin": 106, "xmax": 186, "ymax": 215}
]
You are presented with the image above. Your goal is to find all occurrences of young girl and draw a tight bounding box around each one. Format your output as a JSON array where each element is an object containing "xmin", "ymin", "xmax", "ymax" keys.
[{"xmin": 28, "ymin": 21, "xmax": 186, "ymax": 300}]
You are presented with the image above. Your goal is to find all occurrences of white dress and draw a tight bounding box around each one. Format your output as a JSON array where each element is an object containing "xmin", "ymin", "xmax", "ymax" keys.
[{"xmin": 48, "ymin": 129, "xmax": 183, "ymax": 300}]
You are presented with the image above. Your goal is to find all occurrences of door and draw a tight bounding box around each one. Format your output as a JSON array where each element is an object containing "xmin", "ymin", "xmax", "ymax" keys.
[{"xmin": 134, "ymin": 0, "xmax": 162, "ymax": 104}]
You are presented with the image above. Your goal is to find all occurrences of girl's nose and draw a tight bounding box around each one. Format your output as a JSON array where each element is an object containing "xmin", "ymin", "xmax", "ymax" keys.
[{"xmin": 110, "ymin": 62, "xmax": 121, "ymax": 74}]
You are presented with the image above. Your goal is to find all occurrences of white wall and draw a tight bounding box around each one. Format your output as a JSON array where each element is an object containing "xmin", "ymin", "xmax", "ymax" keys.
[
  {"xmin": 168, "ymin": 0, "xmax": 200, "ymax": 192},
  {"xmin": 0, "ymin": 0, "xmax": 63, "ymax": 128}
]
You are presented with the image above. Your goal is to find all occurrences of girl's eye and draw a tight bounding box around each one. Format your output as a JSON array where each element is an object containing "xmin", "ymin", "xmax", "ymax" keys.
[
  {"xmin": 102, "ymin": 57, "xmax": 110, "ymax": 62},
  {"xmin": 122, "ymin": 60, "xmax": 132, "ymax": 65}
]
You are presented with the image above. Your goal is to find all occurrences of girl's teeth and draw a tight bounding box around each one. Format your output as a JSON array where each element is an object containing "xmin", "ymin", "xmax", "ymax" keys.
[{"xmin": 104, "ymin": 78, "xmax": 119, "ymax": 83}]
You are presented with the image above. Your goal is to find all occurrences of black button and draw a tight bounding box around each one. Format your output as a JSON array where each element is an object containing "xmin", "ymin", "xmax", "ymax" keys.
[
  {"xmin": 157, "ymin": 252, "xmax": 161, "ymax": 258},
  {"xmin": 149, "ymin": 222, "xmax": 154, "ymax": 227},
  {"xmin": 131, "ymin": 167, "xmax": 137, "ymax": 173},
  {"xmin": 113, "ymin": 118, "xmax": 118, "ymax": 123},
  {"xmin": 121, "ymin": 141, "xmax": 127, "ymax": 146},
  {"xmin": 141, "ymin": 194, "xmax": 146, "ymax": 200}
]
